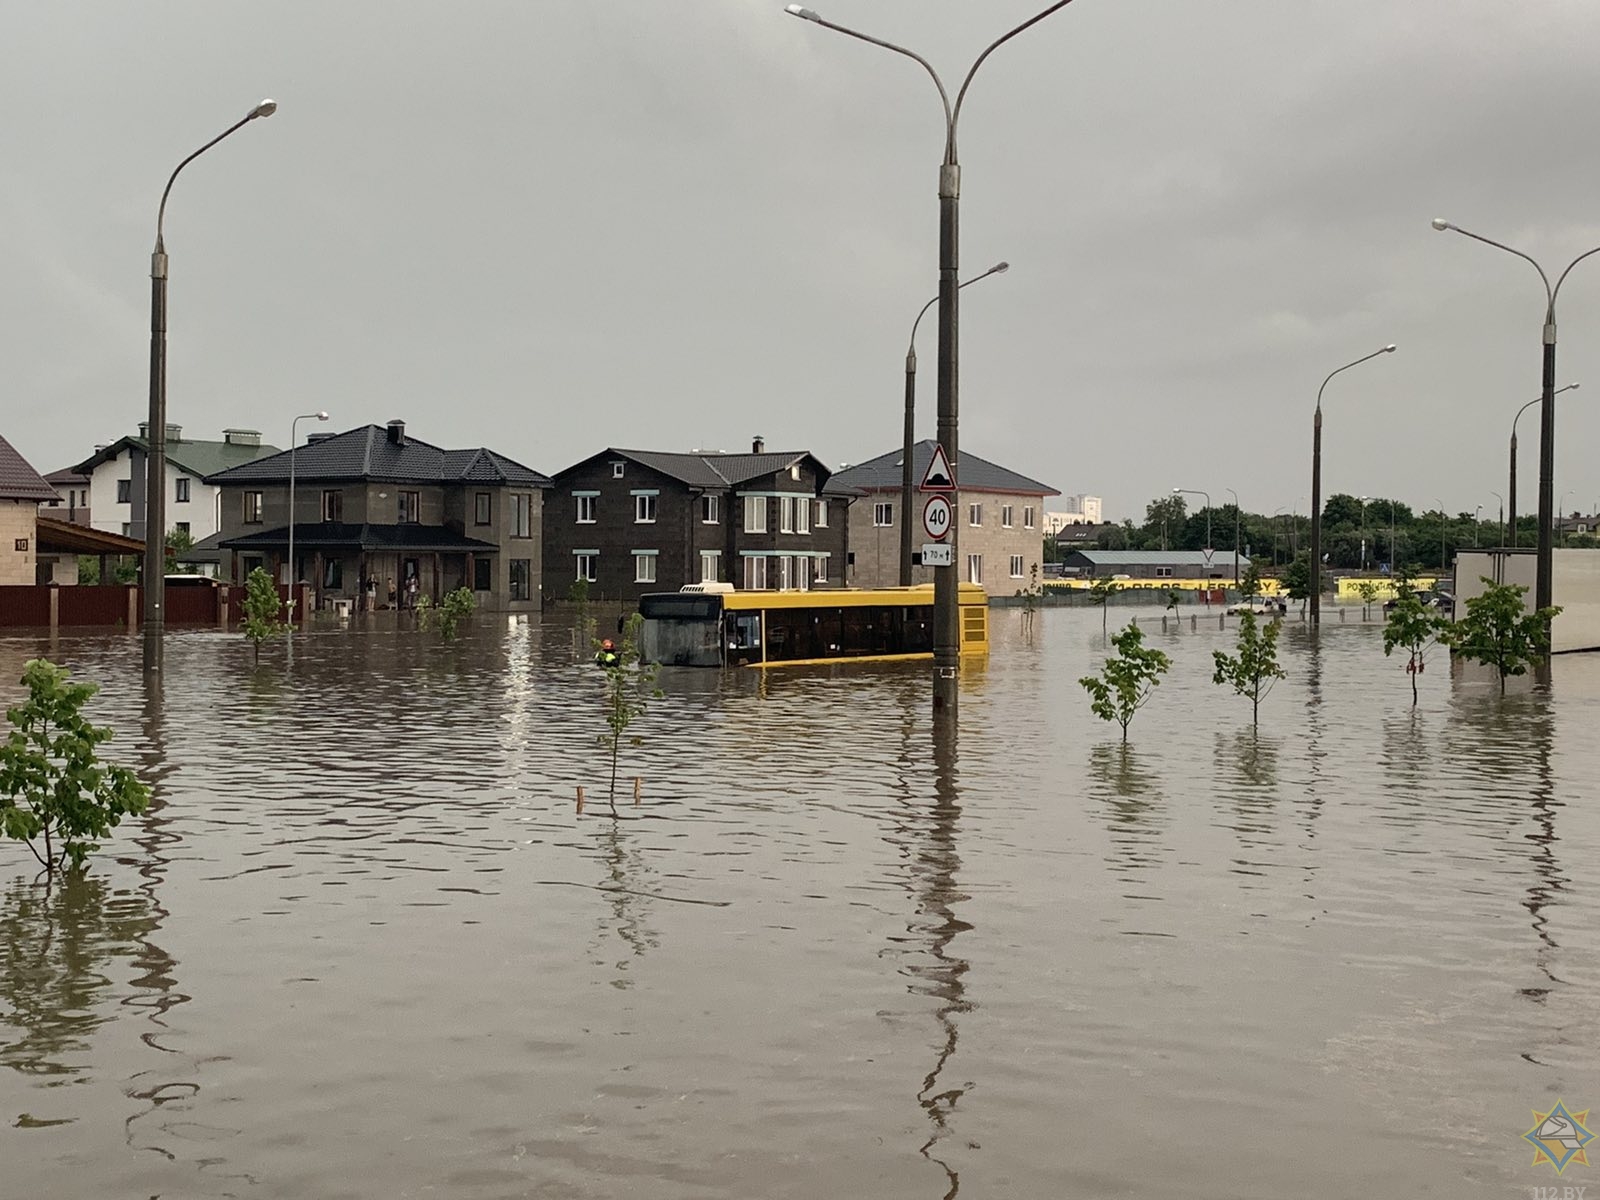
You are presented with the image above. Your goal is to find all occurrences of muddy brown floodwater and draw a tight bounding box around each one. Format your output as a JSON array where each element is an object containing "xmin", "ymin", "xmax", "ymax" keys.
[{"xmin": 0, "ymin": 606, "xmax": 1596, "ymax": 1197}]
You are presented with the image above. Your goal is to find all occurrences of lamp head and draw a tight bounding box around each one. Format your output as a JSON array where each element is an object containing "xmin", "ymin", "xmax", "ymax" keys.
[
  {"xmin": 250, "ymin": 99, "xmax": 278, "ymax": 119},
  {"xmin": 1171, "ymin": 487, "xmax": 1181, "ymax": 495},
  {"xmin": 785, "ymin": 4, "xmax": 821, "ymax": 19},
  {"xmin": 1383, "ymin": 344, "xmax": 1397, "ymax": 353},
  {"xmin": 991, "ymin": 261, "xmax": 1011, "ymax": 274},
  {"xmin": 1430, "ymin": 218, "xmax": 1451, "ymax": 232},
  {"xmin": 316, "ymin": 411, "xmax": 329, "ymax": 421}
]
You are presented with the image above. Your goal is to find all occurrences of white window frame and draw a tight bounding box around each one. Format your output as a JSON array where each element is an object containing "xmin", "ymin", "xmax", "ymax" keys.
[
  {"xmin": 1155, "ymin": 566, "xmax": 1174, "ymax": 578},
  {"xmin": 814, "ymin": 554, "xmax": 829, "ymax": 584},
  {"xmin": 702, "ymin": 495, "xmax": 718, "ymax": 524},
  {"xmin": 634, "ymin": 550, "xmax": 658, "ymax": 584},
  {"xmin": 1001, "ymin": 504, "xmax": 1014, "ymax": 528},
  {"xmin": 814, "ymin": 499, "xmax": 828, "ymax": 529},
  {"xmin": 574, "ymin": 551, "xmax": 598, "ymax": 583},
  {"xmin": 575, "ymin": 493, "xmax": 596, "ymax": 524},
  {"xmin": 1010, "ymin": 555, "xmax": 1025, "ymax": 579},
  {"xmin": 634, "ymin": 492, "xmax": 658, "ymax": 524},
  {"xmin": 789, "ymin": 464, "xmax": 802, "ymax": 482},
  {"xmin": 796, "ymin": 496, "xmax": 811, "ymax": 534},
  {"xmin": 510, "ymin": 492, "xmax": 532, "ymax": 538},
  {"xmin": 968, "ymin": 503, "xmax": 983, "ymax": 527},
  {"xmin": 175, "ymin": 477, "xmax": 191, "ymax": 503},
  {"xmin": 745, "ymin": 495, "xmax": 767, "ymax": 533},
  {"xmin": 967, "ymin": 554, "xmax": 983, "ymax": 585},
  {"xmin": 611, "ymin": 461, "xmax": 625, "ymax": 478},
  {"xmin": 699, "ymin": 550, "xmax": 720, "ymax": 582},
  {"xmin": 743, "ymin": 555, "xmax": 768, "ymax": 590},
  {"xmin": 780, "ymin": 496, "xmax": 795, "ymax": 534},
  {"xmin": 873, "ymin": 502, "xmax": 894, "ymax": 527},
  {"xmin": 1024, "ymin": 505, "xmax": 1036, "ymax": 530}
]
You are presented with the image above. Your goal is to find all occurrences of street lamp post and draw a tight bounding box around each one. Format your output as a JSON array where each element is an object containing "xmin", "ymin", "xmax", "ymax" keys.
[
  {"xmin": 1559, "ymin": 491, "xmax": 1573, "ymax": 546},
  {"xmin": 1509, "ymin": 383, "xmax": 1579, "ymax": 548},
  {"xmin": 142, "ymin": 99, "xmax": 277, "ymax": 675},
  {"xmin": 1309, "ymin": 345, "xmax": 1396, "ymax": 624},
  {"xmin": 1358, "ymin": 495, "xmax": 1369, "ymax": 572},
  {"xmin": 1387, "ymin": 500, "xmax": 1398, "ymax": 572},
  {"xmin": 1434, "ymin": 218, "xmax": 1600, "ymax": 621},
  {"xmin": 900, "ymin": 261, "xmax": 1009, "ymax": 586},
  {"xmin": 1489, "ymin": 491, "xmax": 1504, "ymax": 546},
  {"xmin": 1436, "ymin": 497, "xmax": 1448, "ymax": 577},
  {"xmin": 788, "ymin": 1, "xmax": 1073, "ymax": 720},
  {"xmin": 1224, "ymin": 486, "xmax": 1240, "ymax": 585},
  {"xmin": 287, "ymin": 411, "xmax": 330, "ymax": 623},
  {"xmin": 1173, "ymin": 488, "xmax": 1210, "ymax": 574}
]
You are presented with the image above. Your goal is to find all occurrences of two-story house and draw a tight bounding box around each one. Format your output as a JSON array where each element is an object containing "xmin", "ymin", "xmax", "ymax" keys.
[
  {"xmin": 542, "ymin": 439, "xmax": 851, "ymax": 603},
  {"xmin": 830, "ymin": 440, "xmax": 1058, "ymax": 596},
  {"xmin": 0, "ymin": 435, "xmax": 59, "ymax": 585},
  {"xmin": 39, "ymin": 468, "xmax": 91, "ymax": 527},
  {"xmin": 72, "ymin": 425, "xmax": 281, "ymax": 543},
  {"xmin": 208, "ymin": 420, "xmax": 550, "ymax": 612}
]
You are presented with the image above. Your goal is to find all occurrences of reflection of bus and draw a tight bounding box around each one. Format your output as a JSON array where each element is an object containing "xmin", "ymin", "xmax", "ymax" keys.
[{"xmin": 638, "ymin": 584, "xmax": 990, "ymax": 668}]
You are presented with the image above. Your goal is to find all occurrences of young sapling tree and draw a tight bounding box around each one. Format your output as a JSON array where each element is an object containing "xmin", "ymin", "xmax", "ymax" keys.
[
  {"xmin": 1382, "ymin": 576, "xmax": 1452, "ymax": 705},
  {"xmin": 240, "ymin": 566, "xmax": 284, "ymax": 664},
  {"xmin": 1445, "ymin": 579, "xmax": 1560, "ymax": 694},
  {"xmin": 1212, "ymin": 611, "xmax": 1287, "ymax": 728},
  {"xmin": 594, "ymin": 612, "xmax": 662, "ymax": 815},
  {"xmin": 1079, "ymin": 621, "xmax": 1172, "ymax": 743}
]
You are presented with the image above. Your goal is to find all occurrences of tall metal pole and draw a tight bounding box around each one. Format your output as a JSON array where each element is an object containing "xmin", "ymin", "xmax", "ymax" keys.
[
  {"xmin": 1489, "ymin": 492, "xmax": 1503, "ymax": 546},
  {"xmin": 1225, "ymin": 486, "xmax": 1239, "ymax": 584},
  {"xmin": 1509, "ymin": 384, "xmax": 1578, "ymax": 549},
  {"xmin": 901, "ymin": 263, "xmax": 1008, "ymax": 586},
  {"xmin": 787, "ymin": 2, "xmax": 1073, "ymax": 720},
  {"xmin": 287, "ymin": 411, "xmax": 330, "ymax": 624},
  {"xmin": 1173, "ymin": 488, "xmax": 1209, "ymax": 570},
  {"xmin": 142, "ymin": 100, "xmax": 277, "ymax": 674},
  {"xmin": 1434, "ymin": 218, "xmax": 1600, "ymax": 622},
  {"xmin": 1309, "ymin": 345, "xmax": 1395, "ymax": 624}
]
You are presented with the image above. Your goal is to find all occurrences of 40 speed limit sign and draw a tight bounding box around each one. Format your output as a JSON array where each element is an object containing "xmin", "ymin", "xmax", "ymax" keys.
[{"xmin": 922, "ymin": 494, "xmax": 953, "ymax": 540}]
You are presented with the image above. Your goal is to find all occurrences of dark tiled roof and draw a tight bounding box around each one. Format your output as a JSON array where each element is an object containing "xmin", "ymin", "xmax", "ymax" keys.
[
  {"xmin": 44, "ymin": 468, "xmax": 89, "ymax": 487},
  {"xmin": 73, "ymin": 435, "xmax": 282, "ymax": 479},
  {"xmin": 219, "ymin": 522, "xmax": 502, "ymax": 553},
  {"xmin": 830, "ymin": 441, "xmax": 1058, "ymax": 497},
  {"xmin": 207, "ymin": 425, "xmax": 549, "ymax": 487},
  {"xmin": 0, "ymin": 435, "xmax": 58, "ymax": 501},
  {"xmin": 563, "ymin": 448, "xmax": 830, "ymax": 491}
]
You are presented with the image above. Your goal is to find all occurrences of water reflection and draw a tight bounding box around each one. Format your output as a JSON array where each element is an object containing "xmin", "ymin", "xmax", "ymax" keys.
[
  {"xmin": 587, "ymin": 818, "xmax": 660, "ymax": 990},
  {"xmin": 1087, "ymin": 743, "xmax": 1167, "ymax": 880}
]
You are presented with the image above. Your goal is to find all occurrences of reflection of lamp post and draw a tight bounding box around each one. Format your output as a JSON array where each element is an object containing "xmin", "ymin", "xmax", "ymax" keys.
[
  {"xmin": 142, "ymin": 99, "xmax": 277, "ymax": 675},
  {"xmin": 1509, "ymin": 383, "xmax": 1578, "ymax": 549},
  {"xmin": 1173, "ymin": 488, "xmax": 1210, "ymax": 574},
  {"xmin": 1309, "ymin": 345, "xmax": 1396, "ymax": 623},
  {"xmin": 900, "ymin": 261, "xmax": 1009, "ymax": 585},
  {"xmin": 286, "ymin": 411, "xmax": 330, "ymax": 621},
  {"xmin": 787, "ymin": 1, "xmax": 1074, "ymax": 719},
  {"xmin": 1434, "ymin": 218, "xmax": 1600, "ymax": 621}
]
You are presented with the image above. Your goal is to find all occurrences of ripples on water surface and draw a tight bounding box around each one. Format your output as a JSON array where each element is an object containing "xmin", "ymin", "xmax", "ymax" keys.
[{"xmin": 0, "ymin": 607, "xmax": 1596, "ymax": 1197}]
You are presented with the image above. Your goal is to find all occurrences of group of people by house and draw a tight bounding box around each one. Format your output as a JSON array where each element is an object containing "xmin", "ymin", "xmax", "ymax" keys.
[{"xmin": 353, "ymin": 572, "xmax": 421, "ymax": 613}]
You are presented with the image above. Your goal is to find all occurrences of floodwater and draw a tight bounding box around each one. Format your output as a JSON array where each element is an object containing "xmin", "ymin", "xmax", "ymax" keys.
[{"xmin": 1, "ymin": 605, "xmax": 1597, "ymax": 1198}]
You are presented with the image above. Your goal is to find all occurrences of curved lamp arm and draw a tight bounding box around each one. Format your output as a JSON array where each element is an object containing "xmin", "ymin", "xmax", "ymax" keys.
[
  {"xmin": 1317, "ymin": 345, "xmax": 1396, "ymax": 412},
  {"xmin": 908, "ymin": 261, "xmax": 1010, "ymax": 357},
  {"xmin": 156, "ymin": 100, "xmax": 276, "ymax": 251},
  {"xmin": 951, "ymin": 0, "xmax": 1078, "ymax": 161}
]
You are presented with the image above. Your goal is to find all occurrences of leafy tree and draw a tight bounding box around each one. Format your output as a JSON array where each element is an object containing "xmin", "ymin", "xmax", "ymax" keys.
[
  {"xmin": 1445, "ymin": 579, "xmax": 1560, "ymax": 694},
  {"xmin": 1159, "ymin": 587, "xmax": 1182, "ymax": 622},
  {"xmin": 241, "ymin": 566, "xmax": 284, "ymax": 663},
  {"xmin": 164, "ymin": 527, "xmax": 196, "ymax": 574},
  {"xmin": 1088, "ymin": 576, "xmax": 1121, "ymax": 636},
  {"xmin": 1321, "ymin": 492, "xmax": 1366, "ymax": 529},
  {"xmin": 77, "ymin": 557, "xmax": 100, "ymax": 586},
  {"xmin": 594, "ymin": 612, "xmax": 662, "ymax": 814},
  {"xmin": 1382, "ymin": 573, "xmax": 1452, "ymax": 705},
  {"xmin": 1212, "ymin": 612, "xmax": 1286, "ymax": 728},
  {"xmin": 1140, "ymin": 495, "xmax": 1186, "ymax": 550},
  {"xmin": 1079, "ymin": 621, "xmax": 1172, "ymax": 744},
  {"xmin": 1282, "ymin": 552, "xmax": 1313, "ymax": 617},
  {"xmin": 1020, "ymin": 563, "xmax": 1042, "ymax": 638},
  {"xmin": 113, "ymin": 559, "xmax": 139, "ymax": 585},
  {"xmin": 1239, "ymin": 561, "xmax": 1263, "ymax": 602},
  {"xmin": 1353, "ymin": 579, "xmax": 1383, "ymax": 620},
  {"xmin": 0, "ymin": 660, "xmax": 150, "ymax": 875},
  {"xmin": 416, "ymin": 587, "xmax": 476, "ymax": 640}
]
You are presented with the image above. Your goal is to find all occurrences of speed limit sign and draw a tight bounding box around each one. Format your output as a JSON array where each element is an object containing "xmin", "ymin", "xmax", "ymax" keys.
[{"xmin": 922, "ymin": 494, "xmax": 953, "ymax": 540}]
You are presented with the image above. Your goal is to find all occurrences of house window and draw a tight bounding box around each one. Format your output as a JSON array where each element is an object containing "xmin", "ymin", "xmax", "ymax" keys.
[
  {"xmin": 176, "ymin": 477, "xmax": 191, "ymax": 503},
  {"xmin": 473, "ymin": 558, "xmax": 492, "ymax": 591},
  {"xmin": 700, "ymin": 550, "xmax": 720, "ymax": 582},
  {"xmin": 321, "ymin": 490, "xmax": 343, "ymax": 522},
  {"xmin": 873, "ymin": 502, "xmax": 894, "ymax": 527},
  {"xmin": 399, "ymin": 491, "xmax": 421, "ymax": 523},
  {"xmin": 967, "ymin": 554, "xmax": 983, "ymax": 585},
  {"xmin": 814, "ymin": 500, "xmax": 828, "ymax": 529},
  {"xmin": 780, "ymin": 496, "xmax": 795, "ymax": 533},
  {"xmin": 323, "ymin": 559, "xmax": 343, "ymax": 589},
  {"xmin": 634, "ymin": 551, "xmax": 658, "ymax": 584},
  {"xmin": 634, "ymin": 492, "xmax": 658, "ymax": 524},
  {"xmin": 611, "ymin": 461, "xmax": 625, "ymax": 478},
  {"xmin": 789, "ymin": 464, "xmax": 802, "ymax": 482},
  {"xmin": 1155, "ymin": 566, "xmax": 1174, "ymax": 578},
  {"xmin": 509, "ymin": 559, "xmax": 532, "ymax": 600},
  {"xmin": 1002, "ymin": 505, "xmax": 1014, "ymax": 528},
  {"xmin": 796, "ymin": 497, "xmax": 811, "ymax": 534},
  {"xmin": 576, "ymin": 494, "xmax": 596, "ymax": 524},
  {"xmin": 176, "ymin": 521, "xmax": 191, "ymax": 535},
  {"xmin": 968, "ymin": 503, "xmax": 983, "ymax": 527},
  {"xmin": 745, "ymin": 495, "xmax": 767, "ymax": 533},
  {"xmin": 117, "ymin": 479, "xmax": 131, "ymax": 504},
  {"xmin": 815, "ymin": 554, "xmax": 829, "ymax": 584},
  {"xmin": 244, "ymin": 492, "xmax": 263, "ymax": 524},
  {"xmin": 1010, "ymin": 555, "xmax": 1025, "ymax": 578},
  {"xmin": 1024, "ymin": 506, "xmax": 1036, "ymax": 530},
  {"xmin": 574, "ymin": 551, "xmax": 597, "ymax": 583},
  {"xmin": 511, "ymin": 493, "xmax": 532, "ymax": 538},
  {"xmin": 122, "ymin": 523, "xmax": 132, "ymax": 536},
  {"xmin": 702, "ymin": 495, "xmax": 719, "ymax": 524},
  {"xmin": 743, "ymin": 555, "xmax": 768, "ymax": 590},
  {"xmin": 474, "ymin": 493, "xmax": 491, "ymax": 525}
]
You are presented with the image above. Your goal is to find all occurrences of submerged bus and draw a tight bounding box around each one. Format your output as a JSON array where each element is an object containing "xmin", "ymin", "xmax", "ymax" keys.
[{"xmin": 637, "ymin": 583, "xmax": 990, "ymax": 668}]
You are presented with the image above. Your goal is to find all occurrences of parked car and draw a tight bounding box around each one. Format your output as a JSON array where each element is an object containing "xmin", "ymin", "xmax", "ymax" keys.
[
  {"xmin": 1383, "ymin": 590, "xmax": 1452, "ymax": 614},
  {"xmin": 1225, "ymin": 600, "xmax": 1287, "ymax": 616}
]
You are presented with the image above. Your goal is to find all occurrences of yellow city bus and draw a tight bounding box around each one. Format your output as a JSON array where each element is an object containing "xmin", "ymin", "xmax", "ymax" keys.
[{"xmin": 638, "ymin": 583, "xmax": 990, "ymax": 668}]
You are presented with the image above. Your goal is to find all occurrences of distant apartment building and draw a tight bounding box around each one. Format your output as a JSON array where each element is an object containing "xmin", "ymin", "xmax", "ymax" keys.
[
  {"xmin": 1044, "ymin": 494, "xmax": 1102, "ymax": 534},
  {"xmin": 73, "ymin": 425, "xmax": 281, "ymax": 543},
  {"xmin": 830, "ymin": 441, "xmax": 1057, "ymax": 596}
]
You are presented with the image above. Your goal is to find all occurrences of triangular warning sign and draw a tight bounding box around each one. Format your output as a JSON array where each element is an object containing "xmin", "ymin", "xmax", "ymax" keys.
[{"xmin": 920, "ymin": 444, "xmax": 955, "ymax": 492}]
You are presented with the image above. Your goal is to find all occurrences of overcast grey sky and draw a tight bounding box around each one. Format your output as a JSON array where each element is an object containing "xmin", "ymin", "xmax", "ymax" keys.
[{"xmin": 7, "ymin": 0, "xmax": 1600, "ymax": 522}]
